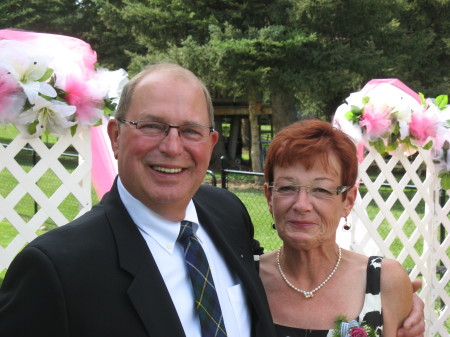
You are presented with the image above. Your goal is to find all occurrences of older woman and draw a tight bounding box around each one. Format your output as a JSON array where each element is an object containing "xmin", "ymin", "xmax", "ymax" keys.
[{"xmin": 259, "ymin": 120, "xmax": 413, "ymax": 337}]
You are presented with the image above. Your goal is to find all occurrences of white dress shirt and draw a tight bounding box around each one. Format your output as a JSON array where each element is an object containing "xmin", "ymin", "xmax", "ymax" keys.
[{"xmin": 117, "ymin": 178, "xmax": 251, "ymax": 337}]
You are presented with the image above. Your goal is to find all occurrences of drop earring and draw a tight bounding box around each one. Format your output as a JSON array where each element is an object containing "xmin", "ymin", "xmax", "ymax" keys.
[{"xmin": 343, "ymin": 217, "xmax": 351, "ymax": 231}]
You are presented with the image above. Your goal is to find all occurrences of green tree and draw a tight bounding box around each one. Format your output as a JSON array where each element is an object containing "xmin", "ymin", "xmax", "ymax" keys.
[
  {"xmin": 1, "ymin": 0, "xmax": 77, "ymax": 33},
  {"xmin": 289, "ymin": 0, "xmax": 450, "ymax": 118},
  {"xmin": 395, "ymin": 0, "xmax": 450, "ymax": 95},
  {"xmin": 3, "ymin": 0, "xmax": 448, "ymax": 168}
]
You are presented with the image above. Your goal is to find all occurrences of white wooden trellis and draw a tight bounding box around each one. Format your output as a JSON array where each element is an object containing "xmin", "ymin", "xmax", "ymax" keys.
[
  {"xmin": 0, "ymin": 126, "xmax": 91, "ymax": 272},
  {"xmin": 337, "ymin": 146, "xmax": 450, "ymax": 337}
]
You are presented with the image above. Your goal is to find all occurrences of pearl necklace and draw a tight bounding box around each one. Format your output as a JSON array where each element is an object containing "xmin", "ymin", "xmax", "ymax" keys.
[{"xmin": 276, "ymin": 245, "xmax": 342, "ymax": 299}]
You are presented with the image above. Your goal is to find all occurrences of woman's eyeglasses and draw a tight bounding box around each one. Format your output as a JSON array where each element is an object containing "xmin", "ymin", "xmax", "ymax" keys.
[{"xmin": 268, "ymin": 182, "xmax": 351, "ymax": 200}]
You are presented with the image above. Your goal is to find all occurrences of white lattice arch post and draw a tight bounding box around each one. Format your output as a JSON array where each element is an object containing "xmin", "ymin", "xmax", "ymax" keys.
[
  {"xmin": 0, "ymin": 127, "xmax": 92, "ymax": 272},
  {"xmin": 337, "ymin": 146, "xmax": 450, "ymax": 336}
]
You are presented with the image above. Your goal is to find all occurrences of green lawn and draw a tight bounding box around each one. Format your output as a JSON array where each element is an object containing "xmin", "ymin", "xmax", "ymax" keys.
[{"xmin": 232, "ymin": 189, "xmax": 282, "ymax": 252}]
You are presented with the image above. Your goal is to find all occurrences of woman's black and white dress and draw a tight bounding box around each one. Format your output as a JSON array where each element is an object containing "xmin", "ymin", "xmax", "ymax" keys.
[{"xmin": 274, "ymin": 256, "xmax": 383, "ymax": 337}]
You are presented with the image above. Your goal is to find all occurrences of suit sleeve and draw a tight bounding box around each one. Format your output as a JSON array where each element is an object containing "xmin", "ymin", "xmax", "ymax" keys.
[
  {"xmin": 0, "ymin": 246, "xmax": 69, "ymax": 337},
  {"xmin": 252, "ymin": 238, "xmax": 264, "ymax": 255}
]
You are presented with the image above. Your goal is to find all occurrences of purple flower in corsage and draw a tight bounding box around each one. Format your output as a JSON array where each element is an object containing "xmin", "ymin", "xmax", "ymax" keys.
[
  {"xmin": 350, "ymin": 327, "xmax": 368, "ymax": 337},
  {"xmin": 331, "ymin": 315, "xmax": 377, "ymax": 337}
]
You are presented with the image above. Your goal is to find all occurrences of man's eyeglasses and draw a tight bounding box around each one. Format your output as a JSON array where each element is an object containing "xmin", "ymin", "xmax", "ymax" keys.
[
  {"xmin": 267, "ymin": 182, "xmax": 351, "ymax": 200},
  {"xmin": 117, "ymin": 118, "xmax": 214, "ymax": 143}
]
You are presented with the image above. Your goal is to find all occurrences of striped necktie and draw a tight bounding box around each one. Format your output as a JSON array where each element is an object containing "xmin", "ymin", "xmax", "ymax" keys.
[{"xmin": 178, "ymin": 220, "xmax": 227, "ymax": 337}]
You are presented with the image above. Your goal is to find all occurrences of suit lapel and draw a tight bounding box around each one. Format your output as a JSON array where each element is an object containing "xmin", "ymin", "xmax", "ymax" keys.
[
  {"xmin": 195, "ymin": 201, "xmax": 257, "ymax": 278},
  {"xmin": 193, "ymin": 185, "xmax": 276, "ymax": 337},
  {"xmin": 104, "ymin": 182, "xmax": 186, "ymax": 337},
  {"xmin": 193, "ymin": 188, "xmax": 268, "ymax": 310}
]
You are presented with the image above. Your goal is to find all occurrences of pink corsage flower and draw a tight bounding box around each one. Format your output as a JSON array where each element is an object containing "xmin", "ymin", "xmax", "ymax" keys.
[
  {"xmin": 359, "ymin": 104, "xmax": 392, "ymax": 140},
  {"xmin": 350, "ymin": 327, "xmax": 368, "ymax": 337}
]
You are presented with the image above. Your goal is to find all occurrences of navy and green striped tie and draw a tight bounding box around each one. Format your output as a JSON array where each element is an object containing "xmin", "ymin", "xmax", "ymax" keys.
[{"xmin": 178, "ymin": 221, "xmax": 227, "ymax": 337}]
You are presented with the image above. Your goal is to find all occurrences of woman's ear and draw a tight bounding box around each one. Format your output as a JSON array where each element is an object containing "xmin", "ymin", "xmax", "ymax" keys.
[
  {"xmin": 343, "ymin": 186, "xmax": 358, "ymax": 217},
  {"xmin": 264, "ymin": 183, "xmax": 274, "ymax": 215}
]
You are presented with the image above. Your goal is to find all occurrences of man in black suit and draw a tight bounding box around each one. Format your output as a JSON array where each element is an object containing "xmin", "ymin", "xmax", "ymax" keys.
[
  {"xmin": 0, "ymin": 62, "xmax": 274, "ymax": 337},
  {"xmin": 0, "ymin": 63, "xmax": 424, "ymax": 337}
]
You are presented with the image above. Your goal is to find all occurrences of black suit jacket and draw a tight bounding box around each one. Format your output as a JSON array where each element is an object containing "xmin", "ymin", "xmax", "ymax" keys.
[{"xmin": 0, "ymin": 180, "xmax": 276, "ymax": 337}]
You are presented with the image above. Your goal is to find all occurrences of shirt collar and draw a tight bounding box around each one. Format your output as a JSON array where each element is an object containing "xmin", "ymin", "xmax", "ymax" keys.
[{"xmin": 117, "ymin": 177, "xmax": 200, "ymax": 253}]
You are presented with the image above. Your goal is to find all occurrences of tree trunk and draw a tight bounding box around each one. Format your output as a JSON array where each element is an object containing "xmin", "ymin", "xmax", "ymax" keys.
[
  {"xmin": 241, "ymin": 117, "xmax": 250, "ymax": 150},
  {"xmin": 270, "ymin": 87, "xmax": 298, "ymax": 134},
  {"xmin": 210, "ymin": 115, "xmax": 229, "ymax": 169},
  {"xmin": 227, "ymin": 116, "xmax": 241, "ymax": 162},
  {"xmin": 248, "ymin": 89, "xmax": 263, "ymax": 177}
]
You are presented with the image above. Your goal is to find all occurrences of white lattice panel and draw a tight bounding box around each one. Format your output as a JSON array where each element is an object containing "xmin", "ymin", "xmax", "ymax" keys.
[
  {"xmin": 0, "ymin": 127, "xmax": 92, "ymax": 272},
  {"xmin": 342, "ymin": 147, "xmax": 450, "ymax": 336}
]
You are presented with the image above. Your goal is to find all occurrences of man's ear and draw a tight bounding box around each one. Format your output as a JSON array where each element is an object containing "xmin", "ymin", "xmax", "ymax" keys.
[
  {"xmin": 209, "ymin": 130, "xmax": 219, "ymax": 150},
  {"xmin": 107, "ymin": 119, "xmax": 120, "ymax": 160}
]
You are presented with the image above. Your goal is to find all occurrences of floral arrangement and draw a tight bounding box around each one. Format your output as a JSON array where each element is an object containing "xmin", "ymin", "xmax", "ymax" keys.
[
  {"xmin": 331, "ymin": 315, "xmax": 377, "ymax": 337},
  {"xmin": 0, "ymin": 29, "xmax": 128, "ymax": 137},
  {"xmin": 333, "ymin": 79, "xmax": 450, "ymax": 190}
]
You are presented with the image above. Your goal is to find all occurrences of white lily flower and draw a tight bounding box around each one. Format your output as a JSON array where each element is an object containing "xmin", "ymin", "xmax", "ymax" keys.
[
  {"xmin": 396, "ymin": 100, "xmax": 414, "ymax": 140},
  {"xmin": 332, "ymin": 103, "xmax": 363, "ymax": 143},
  {"xmin": 345, "ymin": 91, "xmax": 366, "ymax": 108},
  {"xmin": 18, "ymin": 59, "xmax": 56, "ymax": 104},
  {"xmin": 15, "ymin": 96, "xmax": 76, "ymax": 136},
  {"xmin": 1, "ymin": 44, "xmax": 57, "ymax": 105},
  {"xmin": 439, "ymin": 105, "xmax": 450, "ymax": 131},
  {"xmin": 93, "ymin": 68, "xmax": 129, "ymax": 104}
]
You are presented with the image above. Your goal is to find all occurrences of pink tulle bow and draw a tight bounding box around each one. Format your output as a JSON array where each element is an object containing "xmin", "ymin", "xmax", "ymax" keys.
[
  {"xmin": 65, "ymin": 77, "xmax": 103, "ymax": 125},
  {"xmin": 409, "ymin": 113, "xmax": 438, "ymax": 146},
  {"xmin": 359, "ymin": 105, "xmax": 392, "ymax": 139},
  {"xmin": 0, "ymin": 29, "xmax": 97, "ymax": 83}
]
